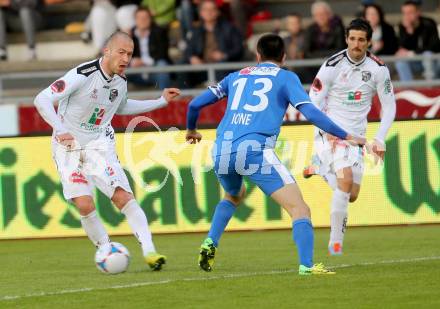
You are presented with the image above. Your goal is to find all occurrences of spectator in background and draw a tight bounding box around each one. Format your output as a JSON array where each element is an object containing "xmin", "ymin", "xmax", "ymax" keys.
[
  {"xmin": 282, "ymin": 13, "xmax": 308, "ymax": 82},
  {"xmin": 115, "ymin": 0, "xmax": 140, "ymax": 32},
  {"xmin": 395, "ymin": 0, "xmax": 440, "ymax": 80},
  {"xmin": 303, "ymin": 1, "xmax": 345, "ymax": 59},
  {"xmin": 215, "ymin": 0, "xmax": 254, "ymax": 37},
  {"xmin": 128, "ymin": 7, "xmax": 171, "ymax": 89},
  {"xmin": 189, "ymin": 0, "xmax": 243, "ymax": 63},
  {"xmin": 177, "ymin": 0, "xmax": 199, "ymax": 44},
  {"xmin": 141, "ymin": 0, "xmax": 176, "ymax": 28},
  {"xmin": 178, "ymin": 0, "xmax": 252, "ymax": 52},
  {"xmin": 355, "ymin": 0, "xmax": 375, "ymax": 18},
  {"xmin": 85, "ymin": 0, "xmax": 140, "ymax": 51},
  {"xmin": 302, "ymin": 1, "xmax": 345, "ymax": 82},
  {"xmin": 283, "ymin": 13, "xmax": 305, "ymax": 60},
  {"xmin": 0, "ymin": 0, "xmax": 43, "ymax": 60},
  {"xmin": 364, "ymin": 3, "xmax": 398, "ymax": 55},
  {"xmin": 181, "ymin": 0, "xmax": 243, "ymax": 87}
]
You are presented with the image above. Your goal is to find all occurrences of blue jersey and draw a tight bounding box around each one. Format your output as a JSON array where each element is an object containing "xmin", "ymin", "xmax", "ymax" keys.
[{"xmin": 209, "ymin": 63, "xmax": 312, "ymax": 155}]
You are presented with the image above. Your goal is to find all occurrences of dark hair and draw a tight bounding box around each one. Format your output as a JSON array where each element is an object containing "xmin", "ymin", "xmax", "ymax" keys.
[
  {"xmin": 363, "ymin": 4, "xmax": 385, "ymax": 25},
  {"xmin": 135, "ymin": 6, "xmax": 152, "ymax": 17},
  {"xmin": 346, "ymin": 18, "xmax": 373, "ymax": 40},
  {"xmin": 256, "ymin": 34, "xmax": 285, "ymax": 62},
  {"xmin": 287, "ymin": 12, "xmax": 302, "ymax": 19},
  {"xmin": 403, "ymin": 0, "xmax": 422, "ymax": 7}
]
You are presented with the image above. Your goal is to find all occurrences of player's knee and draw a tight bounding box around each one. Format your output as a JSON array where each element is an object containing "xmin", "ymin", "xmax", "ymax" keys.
[
  {"xmin": 224, "ymin": 194, "xmax": 242, "ymax": 207},
  {"xmin": 72, "ymin": 196, "xmax": 95, "ymax": 216},
  {"xmin": 295, "ymin": 202, "xmax": 311, "ymax": 218},
  {"xmin": 286, "ymin": 201, "xmax": 310, "ymax": 219},
  {"xmin": 336, "ymin": 169, "xmax": 354, "ymax": 192},
  {"xmin": 349, "ymin": 183, "xmax": 361, "ymax": 203},
  {"xmin": 112, "ymin": 187, "xmax": 134, "ymax": 209},
  {"xmin": 239, "ymin": 185, "xmax": 246, "ymax": 200},
  {"xmin": 282, "ymin": 194, "xmax": 310, "ymax": 218},
  {"xmin": 224, "ymin": 195, "xmax": 241, "ymax": 206},
  {"xmin": 224, "ymin": 185, "xmax": 246, "ymax": 206},
  {"xmin": 304, "ymin": 205, "xmax": 311, "ymax": 218},
  {"xmin": 349, "ymin": 193, "xmax": 359, "ymax": 203}
]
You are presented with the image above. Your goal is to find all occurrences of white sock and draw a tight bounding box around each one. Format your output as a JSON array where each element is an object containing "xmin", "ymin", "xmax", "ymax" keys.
[
  {"xmin": 329, "ymin": 189, "xmax": 350, "ymax": 245},
  {"xmin": 323, "ymin": 172, "xmax": 337, "ymax": 190},
  {"xmin": 80, "ymin": 210, "xmax": 111, "ymax": 248},
  {"xmin": 121, "ymin": 199, "xmax": 156, "ymax": 256}
]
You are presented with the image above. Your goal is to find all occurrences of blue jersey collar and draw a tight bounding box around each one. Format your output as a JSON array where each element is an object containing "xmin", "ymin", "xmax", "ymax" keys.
[{"xmin": 257, "ymin": 62, "xmax": 279, "ymax": 68}]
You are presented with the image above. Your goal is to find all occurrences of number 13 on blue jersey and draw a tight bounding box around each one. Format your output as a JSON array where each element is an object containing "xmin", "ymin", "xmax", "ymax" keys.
[{"xmin": 229, "ymin": 77, "xmax": 273, "ymax": 125}]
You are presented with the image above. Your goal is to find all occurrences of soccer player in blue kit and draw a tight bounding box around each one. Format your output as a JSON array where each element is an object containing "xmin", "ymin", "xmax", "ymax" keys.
[{"xmin": 186, "ymin": 34, "xmax": 366, "ymax": 275}]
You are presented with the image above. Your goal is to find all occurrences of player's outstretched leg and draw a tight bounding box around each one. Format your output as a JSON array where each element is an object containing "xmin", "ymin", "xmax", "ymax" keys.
[
  {"xmin": 199, "ymin": 187, "xmax": 243, "ymax": 272},
  {"xmin": 199, "ymin": 237, "xmax": 217, "ymax": 272},
  {"xmin": 303, "ymin": 156, "xmax": 338, "ymax": 191},
  {"xmin": 199, "ymin": 199, "xmax": 236, "ymax": 272},
  {"xmin": 75, "ymin": 196, "xmax": 111, "ymax": 249},
  {"xmin": 112, "ymin": 188, "xmax": 166, "ymax": 271},
  {"xmin": 329, "ymin": 189, "xmax": 349, "ymax": 255},
  {"xmin": 271, "ymin": 184, "xmax": 335, "ymax": 275},
  {"xmin": 120, "ymin": 199, "xmax": 166, "ymax": 271},
  {"xmin": 302, "ymin": 154, "xmax": 320, "ymax": 179},
  {"xmin": 329, "ymin": 167, "xmax": 353, "ymax": 256}
]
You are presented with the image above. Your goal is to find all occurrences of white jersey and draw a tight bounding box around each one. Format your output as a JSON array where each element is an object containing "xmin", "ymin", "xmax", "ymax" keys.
[
  {"xmin": 34, "ymin": 58, "xmax": 169, "ymax": 201},
  {"xmin": 309, "ymin": 50, "xmax": 395, "ymax": 139},
  {"xmin": 39, "ymin": 58, "xmax": 127, "ymax": 146},
  {"xmin": 34, "ymin": 58, "xmax": 167, "ymax": 147}
]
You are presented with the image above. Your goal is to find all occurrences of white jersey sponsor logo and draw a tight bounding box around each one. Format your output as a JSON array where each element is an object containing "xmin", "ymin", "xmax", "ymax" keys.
[{"xmin": 239, "ymin": 66, "xmax": 280, "ymax": 76}]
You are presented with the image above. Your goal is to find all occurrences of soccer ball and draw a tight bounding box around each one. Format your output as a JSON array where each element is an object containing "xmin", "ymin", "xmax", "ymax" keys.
[{"xmin": 95, "ymin": 242, "xmax": 130, "ymax": 274}]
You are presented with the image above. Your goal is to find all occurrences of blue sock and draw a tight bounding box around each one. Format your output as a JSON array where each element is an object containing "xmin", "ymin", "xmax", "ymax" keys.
[
  {"xmin": 293, "ymin": 218, "xmax": 314, "ymax": 268},
  {"xmin": 207, "ymin": 200, "xmax": 236, "ymax": 247}
]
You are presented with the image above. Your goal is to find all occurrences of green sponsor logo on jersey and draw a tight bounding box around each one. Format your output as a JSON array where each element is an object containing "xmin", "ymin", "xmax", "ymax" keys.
[
  {"xmin": 348, "ymin": 91, "xmax": 362, "ymax": 101},
  {"xmin": 88, "ymin": 108, "xmax": 105, "ymax": 125}
]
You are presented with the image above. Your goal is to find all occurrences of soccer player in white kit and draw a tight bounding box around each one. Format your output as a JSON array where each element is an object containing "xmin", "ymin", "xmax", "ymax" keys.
[
  {"xmin": 305, "ymin": 19, "xmax": 396, "ymax": 255},
  {"xmin": 34, "ymin": 31, "xmax": 181, "ymax": 270}
]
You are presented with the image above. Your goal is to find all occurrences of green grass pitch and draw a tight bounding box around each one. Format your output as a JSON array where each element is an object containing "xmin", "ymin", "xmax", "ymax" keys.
[{"xmin": 1, "ymin": 225, "xmax": 440, "ymax": 308}]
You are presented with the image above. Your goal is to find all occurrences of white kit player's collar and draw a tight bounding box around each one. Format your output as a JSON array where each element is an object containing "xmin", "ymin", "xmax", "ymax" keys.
[
  {"xmin": 345, "ymin": 51, "xmax": 366, "ymax": 67},
  {"xmin": 98, "ymin": 57, "xmax": 113, "ymax": 82}
]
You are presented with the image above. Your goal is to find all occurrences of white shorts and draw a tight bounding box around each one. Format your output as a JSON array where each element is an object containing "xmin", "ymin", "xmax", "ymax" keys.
[
  {"xmin": 314, "ymin": 131, "xmax": 364, "ymax": 185},
  {"xmin": 52, "ymin": 140, "xmax": 132, "ymax": 201}
]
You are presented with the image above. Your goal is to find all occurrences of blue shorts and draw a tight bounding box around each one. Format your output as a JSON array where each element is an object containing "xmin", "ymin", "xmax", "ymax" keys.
[{"xmin": 213, "ymin": 149, "xmax": 295, "ymax": 197}]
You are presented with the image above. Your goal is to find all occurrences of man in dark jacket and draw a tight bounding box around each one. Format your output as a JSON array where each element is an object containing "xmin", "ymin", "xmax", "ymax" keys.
[
  {"xmin": 395, "ymin": 0, "xmax": 440, "ymax": 80},
  {"xmin": 128, "ymin": 6, "xmax": 170, "ymax": 89},
  {"xmin": 303, "ymin": 1, "xmax": 345, "ymax": 59},
  {"xmin": 182, "ymin": 0, "xmax": 243, "ymax": 87},
  {"xmin": 301, "ymin": 1, "xmax": 345, "ymax": 82}
]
